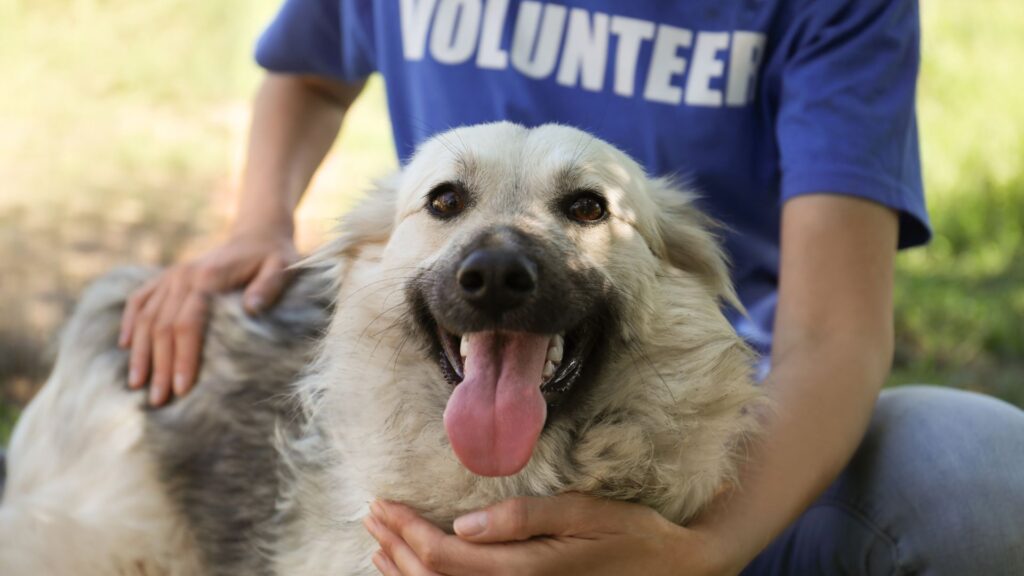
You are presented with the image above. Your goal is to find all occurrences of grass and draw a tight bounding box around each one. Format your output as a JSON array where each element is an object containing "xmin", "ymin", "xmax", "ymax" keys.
[
  {"xmin": 1, "ymin": 0, "xmax": 1022, "ymax": 440},
  {"xmin": 892, "ymin": 0, "xmax": 1024, "ymax": 405}
]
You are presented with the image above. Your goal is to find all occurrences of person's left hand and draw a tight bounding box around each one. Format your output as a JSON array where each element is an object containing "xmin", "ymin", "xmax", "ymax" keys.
[{"xmin": 363, "ymin": 492, "xmax": 734, "ymax": 576}]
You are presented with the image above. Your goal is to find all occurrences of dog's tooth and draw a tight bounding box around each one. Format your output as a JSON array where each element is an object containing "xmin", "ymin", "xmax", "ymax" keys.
[
  {"xmin": 460, "ymin": 334, "xmax": 469, "ymax": 358},
  {"xmin": 542, "ymin": 360, "xmax": 555, "ymax": 380},
  {"xmin": 547, "ymin": 335, "xmax": 563, "ymax": 364},
  {"xmin": 547, "ymin": 343, "xmax": 563, "ymax": 364}
]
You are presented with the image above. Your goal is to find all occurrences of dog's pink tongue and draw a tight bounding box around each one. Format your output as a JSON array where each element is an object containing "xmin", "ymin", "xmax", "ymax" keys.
[{"xmin": 443, "ymin": 332, "xmax": 549, "ymax": 477}]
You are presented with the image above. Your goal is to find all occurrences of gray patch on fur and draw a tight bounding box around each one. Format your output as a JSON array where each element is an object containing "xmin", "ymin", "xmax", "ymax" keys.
[
  {"xmin": 81, "ymin": 268, "xmax": 334, "ymax": 576},
  {"xmin": 148, "ymin": 274, "xmax": 330, "ymax": 575}
]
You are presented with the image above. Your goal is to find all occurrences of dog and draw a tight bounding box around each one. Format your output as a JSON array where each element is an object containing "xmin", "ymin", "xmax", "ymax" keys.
[{"xmin": 0, "ymin": 122, "xmax": 763, "ymax": 575}]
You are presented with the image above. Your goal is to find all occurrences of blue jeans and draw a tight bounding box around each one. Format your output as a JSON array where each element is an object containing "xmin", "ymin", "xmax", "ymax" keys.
[{"xmin": 743, "ymin": 386, "xmax": 1024, "ymax": 575}]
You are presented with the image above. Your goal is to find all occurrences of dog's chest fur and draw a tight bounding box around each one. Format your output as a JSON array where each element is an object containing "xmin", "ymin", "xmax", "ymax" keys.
[{"xmin": 266, "ymin": 261, "xmax": 762, "ymax": 575}]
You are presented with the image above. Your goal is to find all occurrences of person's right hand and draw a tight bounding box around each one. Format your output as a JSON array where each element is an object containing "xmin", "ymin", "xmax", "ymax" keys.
[{"xmin": 118, "ymin": 230, "xmax": 300, "ymax": 406}]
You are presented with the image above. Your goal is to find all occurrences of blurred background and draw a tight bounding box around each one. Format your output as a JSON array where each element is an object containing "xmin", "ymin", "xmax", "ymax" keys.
[{"xmin": 1, "ymin": 0, "xmax": 1021, "ymax": 442}]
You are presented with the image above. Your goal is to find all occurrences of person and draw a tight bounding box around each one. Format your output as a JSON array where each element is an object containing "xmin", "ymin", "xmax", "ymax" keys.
[{"xmin": 118, "ymin": 1, "xmax": 1024, "ymax": 574}]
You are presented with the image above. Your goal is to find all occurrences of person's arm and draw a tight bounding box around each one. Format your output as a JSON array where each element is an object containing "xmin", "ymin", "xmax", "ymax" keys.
[
  {"xmin": 119, "ymin": 73, "xmax": 364, "ymax": 406},
  {"xmin": 689, "ymin": 193, "xmax": 898, "ymax": 570},
  {"xmin": 364, "ymin": 193, "xmax": 898, "ymax": 576},
  {"xmin": 231, "ymin": 74, "xmax": 363, "ymax": 242}
]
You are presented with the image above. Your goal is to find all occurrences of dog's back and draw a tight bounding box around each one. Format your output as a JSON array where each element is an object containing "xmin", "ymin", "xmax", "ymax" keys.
[{"xmin": 0, "ymin": 267, "xmax": 331, "ymax": 575}]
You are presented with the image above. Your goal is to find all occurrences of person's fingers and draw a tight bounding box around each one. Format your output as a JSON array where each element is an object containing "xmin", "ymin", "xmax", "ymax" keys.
[
  {"xmin": 128, "ymin": 283, "xmax": 168, "ymax": 389},
  {"xmin": 372, "ymin": 549, "xmax": 402, "ymax": 576},
  {"xmin": 452, "ymin": 493, "xmax": 621, "ymax": 543},
  {"xmin": 123, "ymin": 238, "xmax": 299, "ymax": 395},
  {"xmin": 171, "ymin": 290, "xmax": 209, "ymax": 398},
  {"xmin": 372, "ymin": 501, "xmax": 510, "ymax": 575},
  {"xmin": 149, "ymin": 274, "xmax": 189, "ymax": 406},
  {"xmin": 243, "ymin": 255, "xmax": 293, "ymax": 314},
  {"xmin": 119, "ymin": 278, "xmax": 159, "ymax": 348},
  {"xmin": 363, "ymin": 514, "xmax": 442, "ymax": 576}
]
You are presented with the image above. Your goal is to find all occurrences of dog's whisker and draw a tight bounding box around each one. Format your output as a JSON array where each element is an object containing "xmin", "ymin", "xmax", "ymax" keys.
[{"xmin": 359, "ymin": 299, "xmax": 411, "ymax": 345}]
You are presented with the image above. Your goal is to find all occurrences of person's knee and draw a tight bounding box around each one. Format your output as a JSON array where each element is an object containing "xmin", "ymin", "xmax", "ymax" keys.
[
  {"xmin": 857, "ymin": 385, "xmax": 1024, "ymax": 573},
  {"xmin": 871, "ymin": 386, "xmax": 1024, "ymax": 491}
]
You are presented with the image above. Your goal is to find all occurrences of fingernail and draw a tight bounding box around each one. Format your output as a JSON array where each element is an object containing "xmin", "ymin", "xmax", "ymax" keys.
[
  {"xmin": 372, "ymin": 550, "xmax": 394, "ymax": 572},
  {"xmin": 369, "ymin": 500, "xmax": 385, "ymax": 519},
  {"xmin": 150, "ymin": 385, "xmax": 163, "ymax": 406},
  {"xmin": 363, "ymin": 515, "xmax": 383, "ymax": 538},
  {"xmin": 363, "ymin": 514, "xmax": 377, "ymax": 531},
  {"xmin": 173, "ymin": 373, "xmax": 188, "ymax": 396},
  {"xmin": 118, "ymin": 332, "xmax": 128, "ymax": 348},
  {"xmin": 246, "ymin": 295, "xmax": 264, "ymax": 312},
  {"xmin": 453, "ymin": 511, "xmax": 488, "ymax": 537},
  {"xmin": 128, "ymin": 369, "xmax": 140, "ymax": 388}
]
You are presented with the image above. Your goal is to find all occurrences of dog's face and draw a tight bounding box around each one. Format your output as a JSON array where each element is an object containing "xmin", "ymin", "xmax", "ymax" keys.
[{"xmin": 328, "ymin": 123, "xmax": 735, "ymax": 478}]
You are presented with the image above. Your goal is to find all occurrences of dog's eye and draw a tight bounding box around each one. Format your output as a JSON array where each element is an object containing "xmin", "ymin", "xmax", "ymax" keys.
[
  {"xmin": 565, "ymin": 192, "xmax": 607, "ymax": 224},
  {"xmin": 426, "ymin": 183, "xmax": 466, "ymax": 219}
]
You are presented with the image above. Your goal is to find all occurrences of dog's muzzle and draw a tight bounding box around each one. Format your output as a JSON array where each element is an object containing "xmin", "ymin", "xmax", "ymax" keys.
[{"xmin": 413, "ymin": 226, "xmax": 610, "ymax": 477}]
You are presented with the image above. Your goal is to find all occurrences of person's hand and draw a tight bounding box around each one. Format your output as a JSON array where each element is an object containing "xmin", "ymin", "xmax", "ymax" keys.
[
  {"xmin": 363, "ymin": 493, "xmax": 736, "ymax": 576},
  {"xmin": 118, "ymin": 229, "xmax": 300, "ymax": 406}
]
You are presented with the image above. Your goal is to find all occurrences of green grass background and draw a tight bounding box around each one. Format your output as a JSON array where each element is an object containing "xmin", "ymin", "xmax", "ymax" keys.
[{"xmin": 1, "ymin": 0, "xmax": 1022, "ymax": 442}]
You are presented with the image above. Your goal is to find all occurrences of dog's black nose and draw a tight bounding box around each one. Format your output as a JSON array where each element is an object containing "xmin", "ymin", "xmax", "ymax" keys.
[{"xmin": 457, "ymin": 248, "xmax": 537, "ymax": 315}]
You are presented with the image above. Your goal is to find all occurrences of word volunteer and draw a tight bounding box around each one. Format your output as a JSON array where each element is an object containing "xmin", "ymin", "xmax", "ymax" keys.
[{"xmin": 399, "ymin": 0, "xmax": 767, "ymax": 107}]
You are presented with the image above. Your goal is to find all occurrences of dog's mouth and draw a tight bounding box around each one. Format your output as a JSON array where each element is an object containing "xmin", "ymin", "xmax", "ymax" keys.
[
  {"xmin": 434, "ymin": 326, "xmax": 591, "ymax": 404},
  {"xmin": 423, "ymin": 313, "xmax": 602, "ymax": 478}
]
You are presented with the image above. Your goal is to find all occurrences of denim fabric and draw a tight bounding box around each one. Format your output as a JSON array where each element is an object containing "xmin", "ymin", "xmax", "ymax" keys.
[{"xmin": 743, "ymin": 386, "xmax": 1024, "ymax": 575}]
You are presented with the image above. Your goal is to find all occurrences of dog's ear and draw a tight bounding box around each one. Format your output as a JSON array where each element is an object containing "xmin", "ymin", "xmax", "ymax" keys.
[
  {"xmin": 301, "ymin": 174, "xmax": 399, "ymax": 281},
  {"xmin": 647, "ymin": 178, "xmax": 743, "ymax": 313}
]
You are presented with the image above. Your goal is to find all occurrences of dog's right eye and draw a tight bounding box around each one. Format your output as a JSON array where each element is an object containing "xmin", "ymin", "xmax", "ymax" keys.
[
  {"xmin": 426, "ymin": 183, "xmax": 467, "ymax": 219},
  {"xmin": 564, "ymin": 191, "xmax": 608, "ymax": 224}
]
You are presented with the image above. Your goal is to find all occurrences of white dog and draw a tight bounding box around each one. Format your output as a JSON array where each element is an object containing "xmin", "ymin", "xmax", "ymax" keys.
[{"xmin": 0, "ymin": 123, "xmax": 763, "ymax": 575}]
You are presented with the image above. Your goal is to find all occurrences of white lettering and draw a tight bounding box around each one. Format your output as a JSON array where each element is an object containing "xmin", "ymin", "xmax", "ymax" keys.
[
  {"xmin": 556, "ymin": 9, "xmax": 610, "ymax": 92},
  {"xmin": 402, "ymin": 2, "xmax": 765, "ymax": 108},
  {"xmin": 476, "ymin": 0, "xmax": 510, "ymax": 69},
  {"xmin": 511, "ymin": 2, "xmax": 568, "ymax": 79},
  {"xmin": 430, "ymin": 0, "xmax": 482, "ymax": 65},
  {"xmin": 727, "ymin": 31, "xmax": 766, "ymax": 106},
  {"xmin": 685, "ymin": 32, "xmax": 729, "ymax": 107},
  {"xmin": 643, "ymin": 24, "xmax": 692, "ymax": 104},
  {"xmin": 609, "ymin": 16, "xmax": 656, "ymax": 97},
  {"xmin": 400, "ymin": 0, "xmax": 439, "ymax": 61}
]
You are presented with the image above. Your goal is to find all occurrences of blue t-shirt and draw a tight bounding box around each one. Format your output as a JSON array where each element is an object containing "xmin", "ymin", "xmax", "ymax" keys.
[{"xmin": 255, "ymin": 0, "xmax": 929, "ymax": 368}]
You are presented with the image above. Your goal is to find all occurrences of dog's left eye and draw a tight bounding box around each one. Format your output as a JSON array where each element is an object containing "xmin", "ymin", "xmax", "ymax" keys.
[
  {"xmin": 426, "ymin": 183, "xmax": 466, "ymax": 219},
  {"xmin": 565, "ymin": 192, "xmax": 607, "ymax": 224}
]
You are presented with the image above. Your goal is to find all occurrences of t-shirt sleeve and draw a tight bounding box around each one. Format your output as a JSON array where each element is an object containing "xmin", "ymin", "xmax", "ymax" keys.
[
  {"xmin": 254, "ymin": 0, "xmax": 376, "ymax": 83},
  {"xmin": 777, "ymin": 0, "xmax": 929, "ymax": 248}
]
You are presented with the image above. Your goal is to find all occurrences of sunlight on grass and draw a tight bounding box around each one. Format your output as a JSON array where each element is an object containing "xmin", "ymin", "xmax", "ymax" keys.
[{"xmin": 918, "ymin": 0, "xmax": 1023, "ymax": 201}]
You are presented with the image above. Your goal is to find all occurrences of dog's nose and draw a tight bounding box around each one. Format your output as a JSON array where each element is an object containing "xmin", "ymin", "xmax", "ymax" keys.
[{"xmin": 457, "ymin": 249, "xmax": 537, "ymax": 314}]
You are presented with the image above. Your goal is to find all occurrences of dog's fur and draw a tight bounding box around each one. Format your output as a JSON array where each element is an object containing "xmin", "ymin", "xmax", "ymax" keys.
[{"xmin": 0, "ymin": 123, "xmax": 763, "ymax": 575}]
